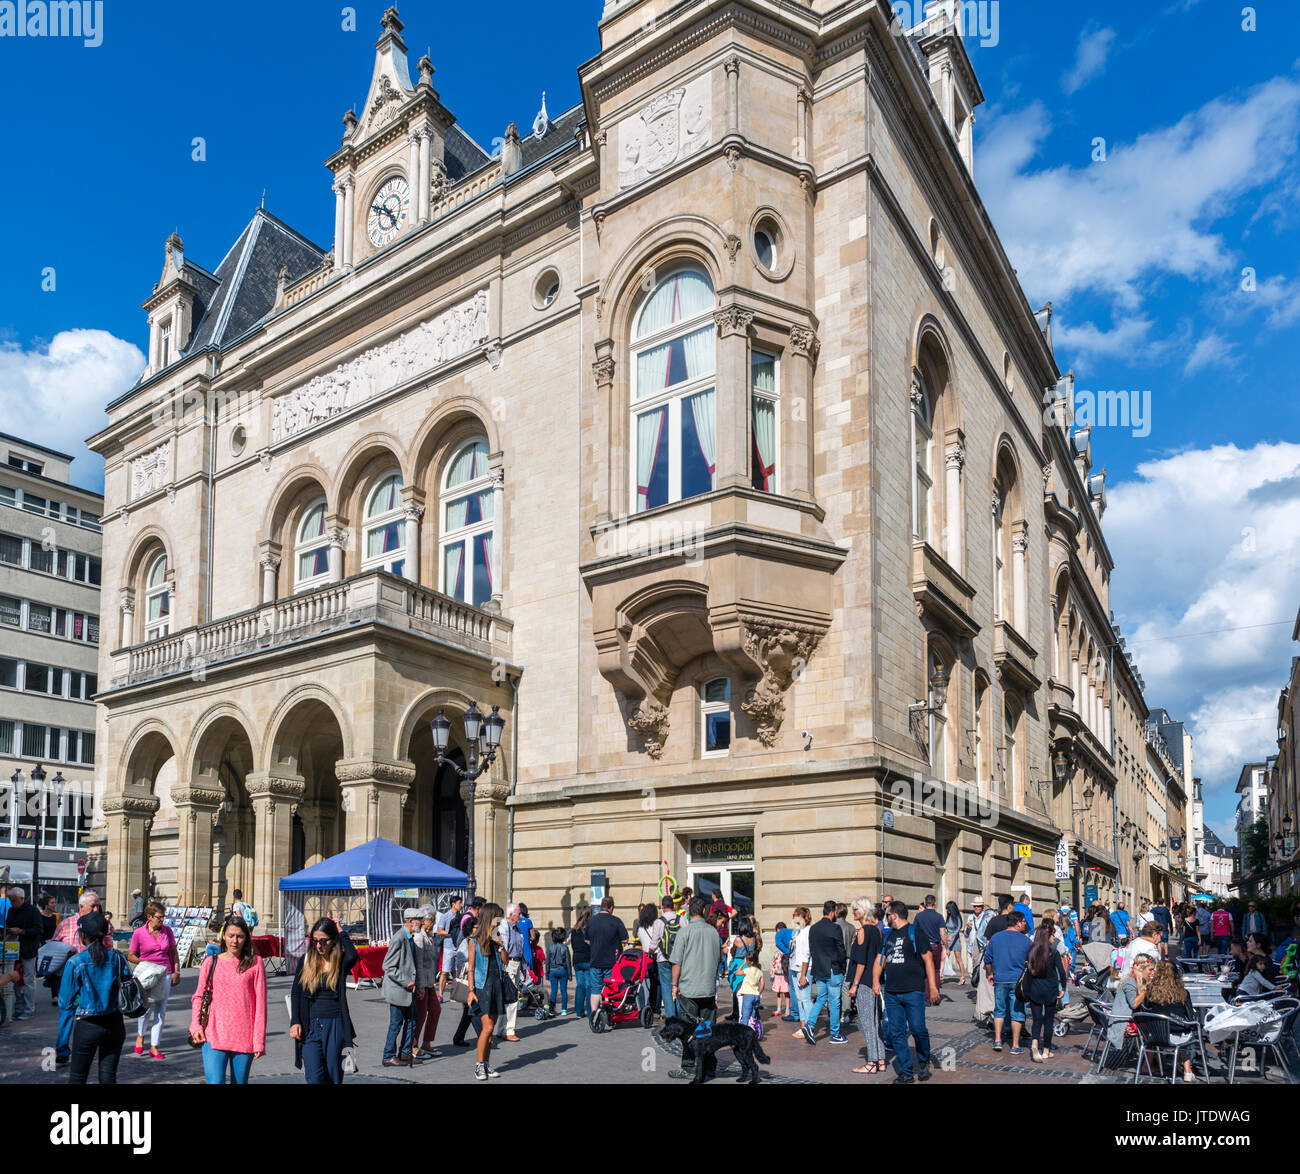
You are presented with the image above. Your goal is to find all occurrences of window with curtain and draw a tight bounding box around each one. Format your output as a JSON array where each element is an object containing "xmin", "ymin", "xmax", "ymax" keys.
[
  {"xmin": 0, "ymin": 532, "xmax": 21, "ymax": 566},
  {"xmin": 1002, "ymin": 700, "xmax": 1017, "ymax": 799},
  {"xmin": 974, "ymin": 677, "xmax": 986, "ymax": 784},
  {"xmin": 631, "ymin": 266, "xmax": 716, "ymax": 512},
  {"xmin": 701, "ymin": 677, "xmax": 732, "ymax": 756},
  {"xmin": 296, "ymin": 499, "xmax": 330, "ymax": 591},
  {"xmin": 145, "ymin": 553, "xmax": 170, "ymax": 641},
  {"xmin": 362, "ymin": 472, "xmax": 406, "ymax": 576},
  {"xmin": 928, "ymin": 650, "xmax": 948, "ymax": 781},
  {"xmin": 751, "ymin": 351, "xmax": 778, "ymax": 493},
  {"xmin": 440, "ymin": 439, "xmax": 495, "ymax": 608},
  {"xmin": 913, "ymin": 380, "xmax": 933, "ymax": 541},
  {"xmin": 992, "ymin": 489, "xmax": 1005, "ymax": 620}
]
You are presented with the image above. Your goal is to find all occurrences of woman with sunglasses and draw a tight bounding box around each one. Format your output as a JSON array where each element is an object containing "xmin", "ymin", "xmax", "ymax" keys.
[
  {"xmin": 290, "ymin": 917, "xmax": 359, "ymax": 1083},
  {"xmin": 189, "ymin": 915, "xmax": 266, "ymax": 1084}
]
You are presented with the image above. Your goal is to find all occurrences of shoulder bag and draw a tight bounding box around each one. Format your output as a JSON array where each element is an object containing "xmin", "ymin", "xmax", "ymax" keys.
[
  {"xmin": 188, "ymin": 955, "xmax": 217, "ymax": 1048},
  {"xmin": 116, "ymin": 952, "xmax": 147, "ymax": 1018}
]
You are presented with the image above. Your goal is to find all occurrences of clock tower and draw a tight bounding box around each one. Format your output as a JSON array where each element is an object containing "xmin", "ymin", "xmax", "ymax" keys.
[{"xmin": 326, "ymin": 6, "xmax": 457, "ymax": 266}]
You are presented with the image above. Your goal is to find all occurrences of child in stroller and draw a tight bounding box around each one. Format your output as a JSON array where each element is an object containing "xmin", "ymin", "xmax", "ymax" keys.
[{"xmin": 590, "ymin": 942, "xmax": 654, "ymax": 1032}]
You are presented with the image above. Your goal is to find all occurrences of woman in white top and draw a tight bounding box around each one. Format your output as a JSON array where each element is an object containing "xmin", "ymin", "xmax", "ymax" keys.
[{"xmin": 788, "ymin": 906, "xmax": 813, "ymax": 1037}]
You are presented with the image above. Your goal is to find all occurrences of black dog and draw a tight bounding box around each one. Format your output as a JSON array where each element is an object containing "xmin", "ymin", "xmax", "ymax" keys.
[{"xmin": 660, "ymin": 1016, "xmax": 771, "ymax": 1083}]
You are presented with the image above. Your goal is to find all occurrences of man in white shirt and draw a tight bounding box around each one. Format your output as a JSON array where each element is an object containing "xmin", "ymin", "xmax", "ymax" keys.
[
  {"xmin": 789, "ymin": 906, "xmax": 813, "ymax": 1034},
  {"xmin": 1120, "ymin": 919, "xmax": 1163, "ymax": 979}
]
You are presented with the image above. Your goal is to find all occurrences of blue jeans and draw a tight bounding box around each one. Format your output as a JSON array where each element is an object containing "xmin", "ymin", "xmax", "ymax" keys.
[
  {"xmin": 549, "ymin": 970, "xmax": 569, "ymax": 1013},
  {"xmin": 657, "ymin": 961, "xmax": 676, "ymax": 1020},
  {"xmin": 383, "ymin": 1001, "xmax": 416, "ymax": 1060},
  {"xmin": 301, "ymin": 1017, "xmax": 346, "ymax": 1084},
  {"xmin": 573, "ymin": 963, "xmax": 592, "ymax": 1013},
  {"xmin": 805, "ymin": 972, "xmax": 843, "ymax": 1035},
  {"xmin": 993, "ymin": 981, "xmax": 1026, "ymax": 1023},
  {"xmin": 739, "ymin": 993, "xmax": 759, "ymax": 1025},
  {"xmin": 883, "ymin": 990, "xmax": 931, "ymax": 1076},
  {"xmin": 202, "ymin": 1043, "xmax": 254, "ymax": 1084},
  {"xmin": 793, "ymin": 976, "xmax": 814, "ymax": 1024}
]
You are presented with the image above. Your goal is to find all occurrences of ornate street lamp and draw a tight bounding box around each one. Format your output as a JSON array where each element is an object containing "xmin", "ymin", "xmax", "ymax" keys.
[
  {"xmin": 9, "ymin": 763, "xmax": 47, "ymax": 902},
  {"xmin": 430, "ymin": 701, "xmax": 506, "ymax": 898}
]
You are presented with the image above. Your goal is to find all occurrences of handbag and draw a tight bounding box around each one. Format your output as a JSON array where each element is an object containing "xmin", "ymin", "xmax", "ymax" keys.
[
  {"xmin": 1014, "ymin": 962, "xmax": 1032, "ymax": 1004},
  {"xmin": 116, "ymin": 954, "xmax": 147, "ymax": 1018},
  {"xmin": 188, "ymin": 954, "xmax": 217, "ymax": 1048},
  {"xmin": 501, "ymin": 965, "xmax": 519, "ymax": 1006}
]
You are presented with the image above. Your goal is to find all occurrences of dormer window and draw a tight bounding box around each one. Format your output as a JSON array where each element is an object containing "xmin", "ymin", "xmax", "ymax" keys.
[{"xmin": 160, "ymin": 320, "xmax": 172, "ymax": 368}]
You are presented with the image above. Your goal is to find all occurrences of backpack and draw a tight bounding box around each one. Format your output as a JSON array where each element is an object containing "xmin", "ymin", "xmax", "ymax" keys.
[
  {"xmin": 235, "ymin": 902, "xmax": 259, "ymax": 929},
  {"xmin": 660, "ymin": 916, "xmax": 681, "ymax": 961}
]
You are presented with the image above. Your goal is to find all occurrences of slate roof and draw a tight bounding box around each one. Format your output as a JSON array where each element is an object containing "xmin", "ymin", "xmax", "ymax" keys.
[{"xmin": 182, "ymin": 209, "xmax": 327, "ymax": 357}]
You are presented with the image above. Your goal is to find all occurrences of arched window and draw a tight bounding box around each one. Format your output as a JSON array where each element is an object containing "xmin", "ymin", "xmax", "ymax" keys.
[
  {"xmin": 751, "ymin": 351, "xmax": 779, "ymax": 493},
  {"xmin": 145, "ymin": 553, "xmax": 170, "ymax": 642},
  {"xmin": 992, "ymin": 488, "xmax": 1005, "ymax": 620},
  {"xmin": 1002, "ymin": 698, "xmax": 1018, "ymax": 800},
  {"xmin": 701, "ymin": 677, "xmax": 731, "ymax": 757},
  {"xmin": 440, "ymin": 439, "xmax": 494, "ymax": 607},
  {"xmin": 631, "ymin": 266, "xmax": 716, "ymax": 512},
  {"xmin": 928, "ymin": 649, "xmax": 948, "ymax": 781},
  {"xmin": 363, "ymin": 472, "xmax": 406, "ymax": 576},
  {"xmin": 974, "ymin": 673, "xmax": 988, "ymax": 787},
  {"xmin": 912, "ymin": 378, "xmax": 934, "ymax": 542},
  {"xmin": 295, "ymin": 499, "xmax": 330, "ymax": 591}
]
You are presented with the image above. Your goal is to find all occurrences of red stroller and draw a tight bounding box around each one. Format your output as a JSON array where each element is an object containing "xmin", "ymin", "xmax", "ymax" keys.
[{"xmin": 590, "ymin": 943, "xmax": 654, "ymax": 1032}]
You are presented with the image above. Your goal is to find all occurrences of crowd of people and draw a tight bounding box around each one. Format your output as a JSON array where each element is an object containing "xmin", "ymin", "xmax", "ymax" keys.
[{"xmin": 5, "ymin": 877, "xmax": 1297, "ymax": 1086}]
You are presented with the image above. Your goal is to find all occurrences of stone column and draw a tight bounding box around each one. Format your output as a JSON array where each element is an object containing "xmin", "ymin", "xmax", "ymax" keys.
[
  {"xmin": 118, "ymin": 587, "xmax": 136, "ymax": 648},
  {"xmin": 245, "ymin": 772, "xmax": 305, "ymax": 928},
  {"xmin": 171, "ymin": 783, "xmax": 224, "ymax": 905},
  {"xmin": 332, "ymin": 180, "xmax": 346, "ymax": 268},
  {"xmin": 462, "ymin": 775, "xmax": 510, "ymax": 900},
  {"xmin": 785, "ymin": 327, "xmax": 818, "ymax": 501},
  {"xmin": 342, "ymin": 176, "xmax": 356, "ymax": 266},
  {"xmin": 488, "ymin": 461, "xmax": 504, "ymax": 609},
  {"xmin": 102, "ymin": 791, "xmax": 159, "ymax": 921},
  {"xmin": 326, "ymin": 514, "xmax": 348, "ymax": 583},
  {"xmin": 407, "ymin": 128, "xmax": 421, "ymax": 224},
  {"xmin": 713, "ymin": 306, "xmax": 755, "ymax": 491},
  {"xmin": 418, "ymin": 129, "xmax": 432, "ymax": 223},
  {"xmin": 257, "ymin": 540, "xmax": 282, "ymax": 604},
  {"xmin": 795, "ymin": 85, "xmax": 811, "ymax": 161},
  {"xmin": 1012, "ymin": 523, "xmax": 1028, "ymax": 632},
  {"xmin": 399, "ymin": 487, "xmax": 425, "ymax": 585},
  {"xmin": 944, "ymin": 434, "xmax": 965, "ymax": 574},
  {"xmin": 725, "ymin": 55, "xmax": 740, "ymax": 136},
  {"xmin": 296, "ymin": 799, "xmax": 338, "ymax": 868},
  {"xmin": 335, "ymin": 759, "xmax": 416, "ymax": 849}
]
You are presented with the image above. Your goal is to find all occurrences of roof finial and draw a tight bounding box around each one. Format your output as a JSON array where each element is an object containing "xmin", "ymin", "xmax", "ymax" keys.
[
  {"xmin": 260, "ymin": 188, "xmax": 266, "ymax": 209},
  {"xmin": 418, "ymin": 53, "xmax": 434, "ymax": 84},
  {"xmin": 380, "ymin": 6, "xmax": 403, "ymax": 37},
  {"xmin": 533, "ymin": 91, "xmax": 549, "ymax": 139}
]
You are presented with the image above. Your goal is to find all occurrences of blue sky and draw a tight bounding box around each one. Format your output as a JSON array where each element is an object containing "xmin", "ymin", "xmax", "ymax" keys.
[{"xmin": 1, "ymin": 0, "xmax": 1296, "ymax": 842}]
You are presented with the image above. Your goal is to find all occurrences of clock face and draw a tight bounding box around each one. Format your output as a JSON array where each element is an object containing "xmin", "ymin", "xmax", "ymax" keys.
[{"xmin": 367, "ymin": 176, "xmax": 410, "ymax": 247}]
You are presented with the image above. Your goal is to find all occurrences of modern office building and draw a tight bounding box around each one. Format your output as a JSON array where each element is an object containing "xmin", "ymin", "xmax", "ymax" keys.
[{"xmin": 0, "ymin": 433, "xmax": 102, "ymax": 907}]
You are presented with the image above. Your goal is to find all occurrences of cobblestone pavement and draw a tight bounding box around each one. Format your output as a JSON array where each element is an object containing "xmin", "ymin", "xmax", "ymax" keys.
[{"xmin": 2, "ymin": 969, "xmax": 1293, "ymax": 1085}]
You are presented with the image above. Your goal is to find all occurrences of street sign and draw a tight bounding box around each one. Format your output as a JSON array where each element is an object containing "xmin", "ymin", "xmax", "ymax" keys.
[
  {"xmin": 76, "ymin": 859, "xmax": 86, "ymax": 876},
  {"xmin": 590, "ymin": 869, "xmax": 607, "ymax": 903},
  {"xmin": 1016, "ymin": 843, "xmax": 1032, "ymax": 859},
  {"xmin": 1085, "ymin": 884, "xmax": 1098, "ymax": 905},
  {"xmin": 1054, "ymin": 839, "xmax": 1070, "ymax": 880}
]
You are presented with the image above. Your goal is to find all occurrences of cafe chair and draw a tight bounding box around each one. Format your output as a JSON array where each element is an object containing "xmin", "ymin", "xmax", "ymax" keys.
[{"xmin": 1129, "ymin": 1011, "xmax": 1209, "ymax": 1085}]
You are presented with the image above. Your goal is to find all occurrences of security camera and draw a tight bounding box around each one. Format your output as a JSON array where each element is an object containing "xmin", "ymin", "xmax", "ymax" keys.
[{"xmin": 802, "ymin": 731, "xmax": 813, "ymax": 751}]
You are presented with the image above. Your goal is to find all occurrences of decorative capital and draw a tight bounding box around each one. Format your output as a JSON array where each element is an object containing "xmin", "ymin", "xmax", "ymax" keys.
[
  {"xmin": 258, "ymin": 551, "xmax": 282, "ymax": 573},
  {"xmin": 790, "ymin": 326, "xmax": 820, "ymax": 362},
  {"xmin": 1012, "ymin": 531, "xmax": 1029, "ymax": 555},
  {"xmin": 629, "ymin": 698, "xmax": 671, "ymax": 760},
  {"xmin": 724, "ymin": 55, "xmax": 741, "ymax": 77},
  {"xmin": 1042, "ymin": 463, "xmax": 1053, "ymax": 491},
  {"xmin": 170, "ymin": 785, "xmax": 225, "ymax": 810},
  {"xmin": 401, "ymin": 502, "xmax": 426, "ymax": 524},
  {"xmin": 797, "ymin": 85, "xmax": 813, "ymax": 105},
  {"xmin": 245, "ymin": 773, "xmax": 306, "ymax": 802},
  {"xmin": 101, "ymin": 791, "xmax": 161, "ymax": 819},
  {"xmin": 945, "ymin": 443, "xmax": 965, "ymax": 472},
  {"xmin": 714, "ymin": 306, "xmax": 755, "ymax": 338},
  {"xmin": 119, "ymin": 587, "xmax": 136, "ymax": 614},
  {"xmin": 327, "ymin": 526, "xmax": 348, "ymax": 550},
  {"xmin": 489, "ymin": 466, "xmax": 505, "ymax": 491},
  {"xmin": 592, "ymin": 356, "xmax": 616, "ymax": 386},
  {"xmin": 992, "ymin": 491, "xmax": 1002, "ymax": 517}
]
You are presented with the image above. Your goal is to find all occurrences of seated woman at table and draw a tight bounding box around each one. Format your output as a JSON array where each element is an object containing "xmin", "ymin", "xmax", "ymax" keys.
[
  {"xmin": 290, "ymin": 918, "xmax": 358, "ymax": 1084},
  {"xmin": 1142, "ymin": 961, "xmax": 1199, "ymax": 1083},
  {"xmin": 1226, "ymin": 939, "xmax": 1249, "ymax": 984},
  {"xmin": 1104, "ymin": 954, "xmax": 1157, "ymax": 1069}
]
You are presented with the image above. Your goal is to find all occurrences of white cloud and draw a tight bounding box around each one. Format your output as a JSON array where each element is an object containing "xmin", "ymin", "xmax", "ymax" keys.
[
  {"xmin": 1182, "ymin": 330, "xmax": 1237, "ymax": 375},
  {"xmin": 1252, "ymin": 273, "xmax": 1300, "ymax": 328},
  {"xmin": 1062, "ymin": 26, "xmax": 1117, "ymax": 95},
  {"xmin": 979, "ymin": 77, "xmax": 1300, "ymax": 310},
  {"xmin": 1107, "ymin": 442, "xmax": 1300, "ymax": 828},
  {"xmin": 1053, "ymin": 315, "xmax": 1154, "ymax": 362},
  {"xmin": 0, "ymin": 330, "xmax": 144, "ymax": 490}
]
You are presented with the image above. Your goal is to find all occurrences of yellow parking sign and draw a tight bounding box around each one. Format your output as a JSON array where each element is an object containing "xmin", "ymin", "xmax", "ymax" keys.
[{"xmin": 1016, "ymin": 843, "xmax": 1032, "ymax": 859}]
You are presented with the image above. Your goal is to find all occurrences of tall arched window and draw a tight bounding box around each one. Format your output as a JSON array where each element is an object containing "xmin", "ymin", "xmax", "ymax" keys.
[
  {"xmin": 751, "ymin": 351, "xmax": 779, "ymax": 493},
  {"xmin": 296, "ymin": 499, "xmax": 330, "ymax": 591},
  {"xmin": 928, "ymin": 648, "xmax": 948, "ymax": 781},
  {"xmin": 631, "ymin": 266, "xmax": 716, "ymax": 512},
  {"xmin": 145, "ymin": 553, "xmax": 170, "ymax": 641},
  {"xmin": 912, "ymin": 378, "xmax": 934, "ymax": 542},
  {"xmin": 363, "ymin": 472, "xmax": 406, "ymax": 576},
  {"xmin": 992, "ymin": 489, "xmax": 1005, "ymax": 620},
  {"xmin": 440, "ymin": 439, "xmax": 494, "ymax": 607},
  {"xmin": 1002, "ymin": 698, "xmax": 1018, "ymax": 800}
]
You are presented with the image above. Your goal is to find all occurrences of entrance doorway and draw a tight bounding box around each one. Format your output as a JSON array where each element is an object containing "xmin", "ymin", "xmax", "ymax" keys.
[{"xmin": 686, "ymin": 833, "xmax": 755, "ymax": 921}]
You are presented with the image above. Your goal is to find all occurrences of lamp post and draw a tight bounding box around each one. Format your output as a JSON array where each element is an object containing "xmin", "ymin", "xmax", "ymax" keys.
[
  {"xmin": 9, "ymin": 763, "xmax": 48, "ymax": 902},
  {"xmin": 430, "ymin": 701, "xmax": 505, "ymax": 899}
]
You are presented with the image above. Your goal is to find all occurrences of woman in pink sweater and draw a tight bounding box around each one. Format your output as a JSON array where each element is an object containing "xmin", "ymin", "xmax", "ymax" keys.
[{"xmin": 190, "ymin": 916, "xmax": 266, "ymax": 1084}]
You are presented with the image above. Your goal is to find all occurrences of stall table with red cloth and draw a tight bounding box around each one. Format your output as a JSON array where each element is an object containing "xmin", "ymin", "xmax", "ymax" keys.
[
  {"xmin": 251, "ymin": 934, "xmax": 285, "ymax": 976},
  {"xmin": 349, "ymin": 944, "xmax": 388, "ymax": 989}
]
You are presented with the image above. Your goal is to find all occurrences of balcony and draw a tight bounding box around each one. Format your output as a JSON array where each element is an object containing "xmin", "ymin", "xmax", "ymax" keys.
[
  {"xmin": 107, "ymin": 571, "xmax": 512, "ymax": 691},
  {"xmin": 993, "ymin": 620, "xmax": 1041, "ymax": 693},
  {"xmin": 910, "ymin": 540, "xmax": 979, "ymax": 639}
]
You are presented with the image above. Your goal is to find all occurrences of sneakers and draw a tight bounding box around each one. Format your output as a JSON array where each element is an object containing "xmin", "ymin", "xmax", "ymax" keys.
[
  {"xmin": 474, "ymin": 1062, "xmax": 488, "ymax": 1081},
  {"xmin": 485, "ymin": 1065, "xmax": 501, "ymax": 1079},
  {"xmin": 917, "ymin": 1064, "xmax": 932, "ymax": 1082},
  {"xmin": 893, "ymin": 1073, "xmax": 915, "ymax": 1084},
  {"xmin": 829, "ymin": 1032, "xmax": 848, "ymax": 1044},
  {"xmin": 801, "ymin": 1023, "xmax": 816, "ymax": 1045},
  {"xmin": 667, "ymin": 1068, "xmax": 694, "ymax": 1080},
  {"xmin": 1009, "ymin": 1046, "xmax": 1024, "ymax": 1055},
  {"xmin": 991, "ymin": 1040, "xmax": 1003, "ymax": 1052}
]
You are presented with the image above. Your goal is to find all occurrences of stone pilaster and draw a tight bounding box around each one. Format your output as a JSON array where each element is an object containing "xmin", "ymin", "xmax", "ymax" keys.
[
  {"xmin": 102, "ymin": 791, "xmax": 160, "ymax": 921},
  {"xmin": 171, "ymin": 783, "xmax": 224, "ymax": 905},
  {"xmin": 461, "ymin": 775, "xmax": 510, "ymax": 900},
  {"xmin": 714, "ymin": 305, "xmax": 755, "ymax": 491},
  {"xmin": 335, "ymin": 759, "xmax": 416, "ymax": 849},
  {"xmin": 245, "ymin": 772, "xmax": 305, "ymax": 928}
]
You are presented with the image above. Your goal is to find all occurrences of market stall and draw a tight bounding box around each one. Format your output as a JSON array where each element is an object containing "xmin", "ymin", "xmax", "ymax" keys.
[{"xmin": 277, "ymin": 838, "xmax": 468, "ymax": 976}]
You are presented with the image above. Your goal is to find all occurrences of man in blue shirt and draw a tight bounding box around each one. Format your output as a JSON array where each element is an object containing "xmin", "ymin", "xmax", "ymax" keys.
[
  {"xmin": 1012, "ymin": 894, "xmax": 1035, "ymax": 935},
  {"xmin": 1111, "ymin": 901, "xmax": 1131, "ymax": 943},
  {"xmin": 984, "ymin": 911, "xmax": 1030, "ymax": 1054}
]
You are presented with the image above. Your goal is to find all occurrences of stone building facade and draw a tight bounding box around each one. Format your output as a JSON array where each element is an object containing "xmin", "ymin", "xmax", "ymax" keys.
[{"xmin": 88, "ymin": 1, "xmax": 1155, "ymax": 930}]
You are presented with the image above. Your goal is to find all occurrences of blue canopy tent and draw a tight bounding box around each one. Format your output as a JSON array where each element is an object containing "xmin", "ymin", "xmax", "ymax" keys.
[{"xmin": 278, "ymin": 839, "xmax": 468, "ymax": 970}]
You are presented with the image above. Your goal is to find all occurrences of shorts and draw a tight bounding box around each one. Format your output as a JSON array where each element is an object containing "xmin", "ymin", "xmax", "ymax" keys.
[{"xmin": 993, "ymin": 981, "xmax": 1026, "ymax": 1023}]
